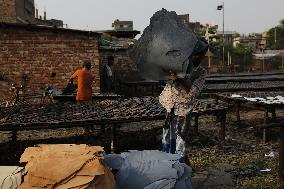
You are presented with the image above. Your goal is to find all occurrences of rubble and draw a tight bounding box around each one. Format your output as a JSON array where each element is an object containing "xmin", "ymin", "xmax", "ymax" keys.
[{"xmin": 19, "ymin": 144, "xmax": 116, "ymax": 189}]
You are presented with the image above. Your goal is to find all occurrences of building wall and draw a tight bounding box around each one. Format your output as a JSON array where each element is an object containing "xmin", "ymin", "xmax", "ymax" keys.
[
  {"xmin": 0, "ymin": 25, "xmax": 100, "ymax": 100},
  {"xmin": 0, "ymin": 0, "xmax": 17, "ymax": 23},
  {"xmin": 178, "ymin": 14, "xmax": 190, "ymax": 28},
  {"xmin": 35, "ymin": 18, "xmax": 64, "ymax": 28},
  {"xmin": 0, "ymin": 0, "xmax": 63, "ymax": 27},
  {"xmin": 15, "ymin": 0, "xmax": 35, "ymax": 23},
  {"xmin": 99, "ymin": 48, "xmax": 140, "ymax": 91},
  {"xmin": 189, "ymin": 22, "xmax": 201, "ymax": 33},
  {"xmin": 112, "ymin": 20, "xmax": 133, "ymax": 31}
]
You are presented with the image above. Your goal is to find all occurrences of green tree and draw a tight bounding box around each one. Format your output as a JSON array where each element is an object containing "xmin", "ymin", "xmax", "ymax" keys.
[
  {"xmin": 267, "ymin": 19, "xmax": 284, "ymax": 49},
  {"xmin": 280, "ymin": 19, "xmax": 284, "ymax": 26},
  {"xmin": 196, "ymin": 25, "xmax": 220, "ymax": 54},
  {"xmin": 225, "ymin": 44, "xmax": 254, "ymax": 71}
]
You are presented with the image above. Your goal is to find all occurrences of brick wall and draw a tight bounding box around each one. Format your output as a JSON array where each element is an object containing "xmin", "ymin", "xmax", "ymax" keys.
[
  {"xmin": 15, "ymin": 0, "xmax": 35, "ymax": 24},
  {"xmin": 99, "ymin": 47, "xmax": 141, "ymax": 91},
  {"xmin": 0, "ymin": 24, "xmax": 101, "ymax": 101},
  {"xmin": 0, "ymin": 0, "xmax": 17, "ymax": 23}
]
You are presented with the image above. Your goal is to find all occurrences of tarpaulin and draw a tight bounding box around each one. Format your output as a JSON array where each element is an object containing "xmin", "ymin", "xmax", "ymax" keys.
[{"xmin": 105, "ymin": 150, "xmax": 194, "ymax": 189}]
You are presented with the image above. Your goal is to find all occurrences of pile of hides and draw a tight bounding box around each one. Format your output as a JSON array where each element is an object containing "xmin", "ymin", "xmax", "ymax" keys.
[
  {"xmin": 19, "ymin": 144, "xmax": 116, "ymax": 189},
  {"xmin": 105, "ymin": 150, "xmax": 194, "ymax": 189},
  {"xmin": 0, "ymin": 166, "xmax": 24, "ymax": 189},
  {"xmin": 129, "ymin": 8, "xmax": 208, "ymax": 81}
]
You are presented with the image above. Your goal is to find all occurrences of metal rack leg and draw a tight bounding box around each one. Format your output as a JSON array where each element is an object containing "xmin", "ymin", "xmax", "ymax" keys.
[
  {"xmin": 279, "ymin": 126, "xmax": 284, "ymax": 182},
  {"xmin": 219, "ymin": 112, "xmax": 226, "ymax": 141},
  {"xmin": 11, "ymin": 130, "xmax": 17, "ymax": 142},
  {"xmin": 111, "ymin": 125, "xmax": 119, "ymax": 153},
  {"xmin": 194, "ymin": 116, "xmax": 199, "ymax": 135},
  {"xmin": 236, "ymin": 103, "xmax": 241, "ymax": 127},
  {"xmin": 271, "ymin": 108, "xmax": 277, "ymax": 121},
  {"xmin": 262, "ymin": 128, "xmax": 267, "ymax": 143}
]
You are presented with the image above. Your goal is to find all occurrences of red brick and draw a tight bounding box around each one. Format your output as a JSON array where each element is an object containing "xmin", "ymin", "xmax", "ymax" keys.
[{"xmin": 0, "ymin": 26, "xmax": 100, "ymax": 100}]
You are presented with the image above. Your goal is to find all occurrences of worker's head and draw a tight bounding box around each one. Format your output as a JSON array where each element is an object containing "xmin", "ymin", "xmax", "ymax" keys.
[
  {"xmin": 169, "ymin": 72, "xmax": 177, "ymax": 81},
  {"xmin": 82, "ymin": 60, "xmax": 92, "ymax": 70}
]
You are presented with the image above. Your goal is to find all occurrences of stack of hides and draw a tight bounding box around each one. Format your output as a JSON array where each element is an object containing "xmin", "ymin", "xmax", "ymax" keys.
[
  {"xmin": 105, "ymin": 150, "xmax": 194, "ymax": 189},
  {"xmin": 19, "ymin": 144, "xmax": 116, "ymax": 189}
]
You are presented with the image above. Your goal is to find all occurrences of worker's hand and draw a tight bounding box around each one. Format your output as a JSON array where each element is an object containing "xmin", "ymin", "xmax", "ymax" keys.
[{"xmin": 69, "ymin": 78, "xmax": 74, "ymax": 85}]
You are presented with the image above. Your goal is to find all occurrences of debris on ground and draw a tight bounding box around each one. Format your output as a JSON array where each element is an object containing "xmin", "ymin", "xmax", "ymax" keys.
[{"xmin": 265, "ymin": 151, "xmax": 278, "ymax": 158}]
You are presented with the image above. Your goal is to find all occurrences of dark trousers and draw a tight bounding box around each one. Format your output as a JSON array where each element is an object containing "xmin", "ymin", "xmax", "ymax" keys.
[{"xmin": 105, "ymin": 77, "xmax": 113, "ymax": 92}]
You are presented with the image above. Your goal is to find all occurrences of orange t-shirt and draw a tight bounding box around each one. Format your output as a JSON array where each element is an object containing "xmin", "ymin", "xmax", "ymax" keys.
[{"xmin": 71, "ymin": 69, "xmax": 94, "ymax": 101}]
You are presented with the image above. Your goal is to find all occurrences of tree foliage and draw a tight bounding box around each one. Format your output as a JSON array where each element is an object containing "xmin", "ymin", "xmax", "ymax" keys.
[
  {"xmin": 280, "ymin": 19, "xmax": 284, "ymax": 26},
  {"xmin": 267, "ymin": 19, "xmax": 284, "ymax": 49},
  {"xmin": 224, "ymin": 44, "xmax": 254, "ymax": 71},
  {"xmin": 230, "ymin": 44, "xmax": 253, "ymax": 56}
]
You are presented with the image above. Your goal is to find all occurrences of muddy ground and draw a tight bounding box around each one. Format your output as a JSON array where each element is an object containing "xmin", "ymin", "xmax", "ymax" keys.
[{"xmin": 0, "ymin": 108, "xmax": 283, "ymax": 188}]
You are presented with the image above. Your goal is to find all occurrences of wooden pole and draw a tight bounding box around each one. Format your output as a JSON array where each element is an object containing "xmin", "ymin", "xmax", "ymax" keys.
[
  {"xmin": 208, "ymin": 50, "xmax": 211, "ymax": 74},
  {"xmin": 282, "ymin": 54, "xmax": 284, "ymax": 70},
  {"xmin": 228, "ymin": 51, "xmax": 230, "ymax": 66},
  {"xmin": 236, "ymin": 103, "xmax": 241, "ymax": 127},
  {"xmin": 111, "ymin": 125, "xmax": 117, "ymax": 153},
  {"xmin": 275, "ymin": 27, "xmax": 277, "ymax": 49},
  {"xmin": 219, "ymin": 111, "xmax": 226, "ymax": 141},
  {"xmin": 262, "ymin": 52, "xmax": 265, "ymax": 72},
  {"xmin": 194, "ymin": 116, "xmax": 199, "ymax": 135},
  {"xmin": 222, "ymin": 2, "xmax": 225, "ymax": 71},
  {"xmin": 279, "ymin": 126, "xmax": 284, "ymax": 181}
]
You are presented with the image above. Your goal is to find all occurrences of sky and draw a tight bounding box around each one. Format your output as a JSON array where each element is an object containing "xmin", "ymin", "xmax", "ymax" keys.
[{"xmin": 35, "ymin": 0, "xmax": 284, "ymax": 35}]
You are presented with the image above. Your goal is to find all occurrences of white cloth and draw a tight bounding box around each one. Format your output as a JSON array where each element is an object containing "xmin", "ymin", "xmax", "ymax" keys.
[
  {"xmin": 159, "ymin": 83, "xmax": 197, "ymax": 116},
  {"xmin": 176, "ymin": 135, "xmax": 186, "ymax": 156},
  {"xmin": 159, "ymin": 67, "xmax": 206, "ymax": 116},
  {"xmin": 106, "ymin": 65, "xmax": 113, "ymax": 77},
  {"xmin": 0, "ymin": 167, "xmax": 24, "ymax": 189}
]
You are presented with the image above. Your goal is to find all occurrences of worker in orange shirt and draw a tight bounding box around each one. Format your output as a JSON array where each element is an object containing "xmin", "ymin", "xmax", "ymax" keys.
[{"xmin": 70, "ymin": 60, "xmax": 94, "ymax": 101}]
